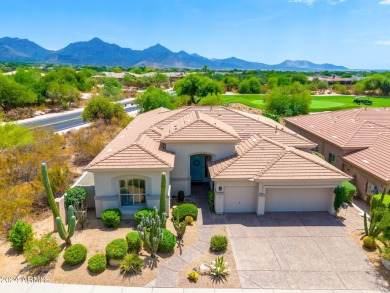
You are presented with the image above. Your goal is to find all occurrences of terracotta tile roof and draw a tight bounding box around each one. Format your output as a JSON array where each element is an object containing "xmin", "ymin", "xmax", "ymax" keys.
[
  {"xmin": 285, "ymin": 108, "xmax": 390, "ymax": 150},
  {"xmin": 208, "ymin": 134, "xmax": 350, "ymax": 181},
  {"xmin": 87, "ymin": 106, "xmax": 317, "ymax": 171},
  {"xmin": 161, "ymin": 111, "xmax": 240, "ymax": 142},
  {"xmin": 343, "ymin": 135, "xmax": 390, "ymax": 182},
  {"xmin": 86, "ymin": 134, "xmax": 175, "ymax": 170},
  {"xmin": 86, "ymin": 107, "xmax": 177, "ymax": 170},
  {"xmin": 155, "ymin": 106, "xmax": 315, "ymax": 148}
]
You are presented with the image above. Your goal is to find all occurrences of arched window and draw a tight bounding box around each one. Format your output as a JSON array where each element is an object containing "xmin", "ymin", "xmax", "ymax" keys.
[{"xmin": 119, "ymin": 179, "xmax": 146, "ymax": 206}]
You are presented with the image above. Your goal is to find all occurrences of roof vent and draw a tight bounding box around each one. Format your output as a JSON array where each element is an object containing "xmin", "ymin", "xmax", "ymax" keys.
[
  {"xmin": 251, "ymin": 137, "xmax": 257, "ymax": 142},
  {"xmin": 107, "ymin": 148, "xmax": 112, "ymax": 152},
  {"xmin": 332, "ymin": 135, "xmax": 338, "ymax": 138},
  {"xmin": 362, "ymin": 159, "xmax": 369, "ymax": 164}
]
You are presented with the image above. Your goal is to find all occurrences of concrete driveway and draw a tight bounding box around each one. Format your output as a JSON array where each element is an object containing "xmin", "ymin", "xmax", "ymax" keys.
[{"xmin": 226, "ymin": 212, "xmax": 388, "ymax": 290}]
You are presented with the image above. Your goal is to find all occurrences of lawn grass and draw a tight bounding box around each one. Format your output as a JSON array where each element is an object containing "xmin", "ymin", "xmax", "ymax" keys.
[{"xmin": 222, "ymin": 94, "xmax": 390, "ymax": 112}]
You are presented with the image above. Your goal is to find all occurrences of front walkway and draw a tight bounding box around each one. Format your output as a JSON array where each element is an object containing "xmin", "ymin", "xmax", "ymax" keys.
[{"xmin": 154, "ymin": 183, "xmax": 218, "ymax": 287}]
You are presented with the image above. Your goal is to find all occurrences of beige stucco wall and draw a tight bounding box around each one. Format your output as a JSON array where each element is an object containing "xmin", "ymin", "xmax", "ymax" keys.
[
  {"xmin": 166, "ymin": 142, "xmax": 236, "ymax": 196},
  {"xmin": 92, "ymin": 169, "xmax": 170, "ymax": 217},
  {"xmin": 342, "ymin": 162, "xmax": 390, "ymax": 202}
]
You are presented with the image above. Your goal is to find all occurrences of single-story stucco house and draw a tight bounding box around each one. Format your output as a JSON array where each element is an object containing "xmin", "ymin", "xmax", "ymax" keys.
[
  {"xmin": 285, "ymin": 108, "xmax": 390, "ymax": 202},
  {"xmin": 85, "ymin": 106, "xmax": 350, "ymax": 219}
]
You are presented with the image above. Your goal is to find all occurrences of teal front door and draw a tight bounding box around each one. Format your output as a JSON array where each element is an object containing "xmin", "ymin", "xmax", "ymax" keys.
[{"xmin": 190, "ymin": 155, "xmax": 205, "ymax": 181}]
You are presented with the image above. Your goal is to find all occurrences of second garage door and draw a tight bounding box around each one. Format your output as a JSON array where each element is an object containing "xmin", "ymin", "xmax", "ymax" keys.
[
  {"xmin": 224, "ymin": 186, "xmax": 257, "ymax": 213},
  {"xmin": 265, "ymin": 188, "xmax": 332, "ymax": 212}
]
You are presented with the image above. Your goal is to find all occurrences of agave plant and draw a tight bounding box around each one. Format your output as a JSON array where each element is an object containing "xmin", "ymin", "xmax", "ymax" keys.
[{"xmin": 210, "ymin": 256, "xmax": 229, "ymax": 282}]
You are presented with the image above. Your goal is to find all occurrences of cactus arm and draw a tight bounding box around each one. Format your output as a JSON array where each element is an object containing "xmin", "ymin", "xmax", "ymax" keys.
[
  {"xmin": 41, "ymin": 163, "xmax": 60, "ymax": 219},
  {"xmin": 56, "ymin": 217, "xmax": 68, "ymax": 241},
  {"xmin": 368, "ymin": 213, "xmax": 377, "ymax": 236},
  {"xmin": 67, "ymin": 215, "xmax": 76, "ymax": 238},
  {"xmin": 364, "ymin": 212, "xmax": 369, "ymax": 236},
  {"xmin": 159, "ymin": 172, "xmax": 167, "ymax": 222}
]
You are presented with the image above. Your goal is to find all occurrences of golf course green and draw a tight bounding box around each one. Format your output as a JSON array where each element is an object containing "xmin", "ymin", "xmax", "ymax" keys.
[{"xmin": 222, "ymin": 94, "xmax": 390, "ymax": 112}]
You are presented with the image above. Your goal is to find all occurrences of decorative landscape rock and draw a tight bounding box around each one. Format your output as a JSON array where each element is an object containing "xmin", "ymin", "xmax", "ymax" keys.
[
  {"xmin": 199, "ymin": 263, "xmax": 211, "ymax": 275},
  {"xmin": 382, "ymin": 258, "xmax": 390, "ymax": 270}
]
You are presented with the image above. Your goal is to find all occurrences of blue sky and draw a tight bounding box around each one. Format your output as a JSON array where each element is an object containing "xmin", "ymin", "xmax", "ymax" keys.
[{"xmin": 0, "ymin": 0, "xmax": 389, "ymax": 69}]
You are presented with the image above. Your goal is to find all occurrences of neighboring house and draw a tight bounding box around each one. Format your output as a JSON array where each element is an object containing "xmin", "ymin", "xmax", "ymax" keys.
[
  {"xmin": 86, "ymin": 106, "xmax": 349, "ymax": 219},
  {"xmin": 285, "ymin": 108, "xmax": 390, "ymax": 202}
]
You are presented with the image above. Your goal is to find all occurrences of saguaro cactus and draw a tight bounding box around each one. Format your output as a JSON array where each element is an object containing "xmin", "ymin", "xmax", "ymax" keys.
[
  {"xmin": 137, "ymin": 208, "xmax": 165, "ymax": 258},
  {"xmin": 41, "ymin": 163, "xmax": 75, "ymax": 244},
  {"xmin": 159, "ymin": 172, "xmax": 167, "ymax": 221}
]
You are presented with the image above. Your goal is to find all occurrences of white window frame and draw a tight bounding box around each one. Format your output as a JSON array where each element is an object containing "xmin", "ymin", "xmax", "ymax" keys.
[{"xmin": 119, "ymin": 178, "xmax": 146, "ymax": 207}]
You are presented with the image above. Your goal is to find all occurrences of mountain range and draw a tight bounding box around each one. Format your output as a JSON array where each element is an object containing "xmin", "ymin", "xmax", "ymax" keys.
[{"xmin": 0, "ymin": 37, "xmax": 348, "ymax": 71}]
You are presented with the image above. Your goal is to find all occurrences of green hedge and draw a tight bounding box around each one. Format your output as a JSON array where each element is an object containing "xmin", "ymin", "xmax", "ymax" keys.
[
  {"xmin": 126, "ymin": 232, "xmax": 142, "ymax": 254},
  {"xmin": 63, "ymin": 244, "xmax": 87, "ymax": 266},
  {"xmin": 105, "ymin": 238, "xmax": 127, "ymax": 260},
  {"xmin": 157, "ymin": 229, "xmax": 176, "ymax": 253},
  {"xmin": 341, "ymin": 181, "xmax": 356, "ymax": 202},
  {"xmin": 88, "ymin": 253, "xmax": 107, "ymax": 274},
  {"xmin": 172, "ymin": 203, "xmax": 198, "ymax": 221},
  {"xmin": 134, "ymin": 208, "xmax": 154, "ymax": 225},
  {"xmin": 101, "ymin": 209, "xmax": 121, "ymax": 228}
]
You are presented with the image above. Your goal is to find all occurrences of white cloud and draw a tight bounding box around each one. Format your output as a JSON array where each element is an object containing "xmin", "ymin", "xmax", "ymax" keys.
[
  {"xmin": 375, "ymin": 40, "xmax": 390, "ymax": 45},
  {"xmin": 289, "ymin": 0, "xmax": 346, "ymax": 5},
  {"xmin": 289, "ymin": 0, "xmax": 317, "ymax": 5},
  {"xmin": 379, "ymin": 0, "xmax": 390, "ymax": 4}
]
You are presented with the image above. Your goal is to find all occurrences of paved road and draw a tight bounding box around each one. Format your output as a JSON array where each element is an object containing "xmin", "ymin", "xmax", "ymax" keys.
[{"xmin": 19, "ymin": 102, "xmax": 138, "ymax": 132}]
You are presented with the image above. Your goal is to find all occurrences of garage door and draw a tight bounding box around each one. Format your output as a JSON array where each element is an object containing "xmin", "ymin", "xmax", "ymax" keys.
[
  {"xmin": 265, "ymin": 188, "xmax": 331, "ymax": 212},
  {"xmin": 224, "ymin": 186, "xmax": 257, "ymax": 213}
]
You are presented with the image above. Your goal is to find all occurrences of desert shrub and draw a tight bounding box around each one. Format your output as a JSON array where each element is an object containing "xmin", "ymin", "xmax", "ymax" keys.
[
  {"xmin": 119, "ymin": 253, "xmax": 144, "ymax": 274},
  {"xmin": 67, "ymin": 122, "xmax": 122, "ymax": 165},
  {"xmin": 134, "ymin": 208, "xmax": 154, "ymax": 225},
  {"xmin": 363, "ymin": 235, "xmax": 377, "ymax": 250},
  {"xmin": 64, "ymin": 187, "xmax": 86, "ymax": 208},
  {"xmin": 24, "ymin": 234, "xmax": 61, "ymax": 267},
  {"xmin": 370, "ymin": 193, "xmax": 390, "ymax": 212},
  {"xmin": 188, "ymin": 271, "xmax": 199, "ymax": 282},
  {"xmin": 8, "ymin": 220, "xmax": 34, "ymax": 252},
  {"xmin": 208, "ymin": 190, "xmax": 215, "ymax": 212},
  {"xmin": 185, "ymin": 216, "xmax": 194, "ymax": 226},
  {"xmin": 88, "ymin": 253, "xmax": 107, "ymax": 274},
  {"xmin": 333, "ymin": 185, "xmax": 348, "ymax": 211},
  {"xmin": 157, "ymin": 229, "xmax": 176, "ymax": 253},
  {"xmin": 63, "ymin": 244, "xmax": 88, "ymax": 266},
  {"xmin": 105, "ymin": 238, "xmax": 127, "ymax": 260},
  {"xmin": 172, "ymin": 203, "xmax": 198, "ymax": 221},
  {"xmin": 126, "ymin": 232, "xmax": 142, "ymax": 253},
  {"xmin": 101, "ymin": 208, "xmax": 121, "ymax": 228},
  {"xmin": 210, "ymin": 234, "xmax": 228, "ymax": 252},
  {"xmin": 262, "ymin": 112, "xmax": 280, "ymax": 123},
  {"xmin": 341, "ymin": 181, "xmax": 357, "ymax": 202}
]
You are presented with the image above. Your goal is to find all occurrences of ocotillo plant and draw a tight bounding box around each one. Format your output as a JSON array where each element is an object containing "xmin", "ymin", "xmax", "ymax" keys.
[
  {"xmin": 137, "ymin": 208, "xmax": 165, "ymax": 258},
  {"xmin": 159, "ymin": 172, "xmax": 167, "ymax": 223},
  {"xmin": 41, "ymin": 163, "xmax": 76, "ymax": 244}
]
